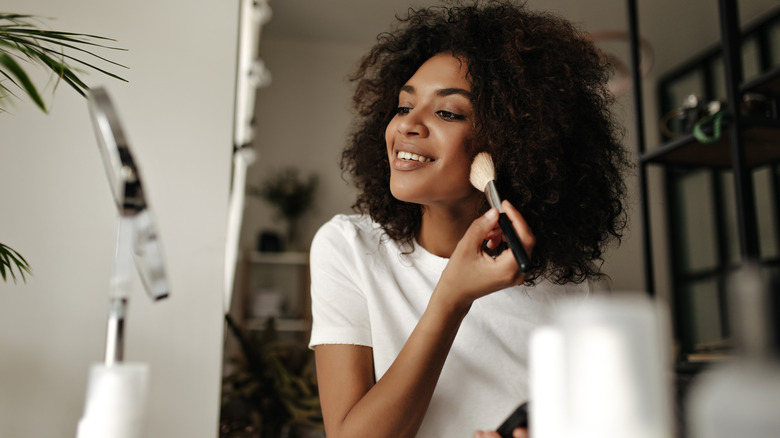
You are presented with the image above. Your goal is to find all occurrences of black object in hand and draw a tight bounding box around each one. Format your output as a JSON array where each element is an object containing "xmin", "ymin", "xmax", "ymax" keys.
[
  {"xmin": 496, "ymin": 402, "xmax": 529, "ymax": 438},
  {"xmin": 497, "ymin": 213, "xmax": 531, "ymax": 273}
]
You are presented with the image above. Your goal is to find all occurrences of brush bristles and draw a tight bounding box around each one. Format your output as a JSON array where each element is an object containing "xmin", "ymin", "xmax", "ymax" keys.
[{"xmin": 469, "ymin": 152, "xmax": 496, "ymax": 192}]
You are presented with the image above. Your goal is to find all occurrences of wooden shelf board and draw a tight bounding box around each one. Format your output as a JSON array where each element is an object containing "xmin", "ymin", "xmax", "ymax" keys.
[
  {"xmin": 642, "ymin": 121, "xmax": 780, "ymax": 169},
  {"xmin": 742, "ymin": 65, "xmax": 780, "ymax": 95},
  {"xmin": 248, "ymin": 251, "xmax": 309, "ymax": 265},
  {"xmin": 644, "ymin": 66, "xmax": 780, "ymax": 169},
  {"xmin": 245, "ymin": 317, "xmax": 311, "ymax": 332}
]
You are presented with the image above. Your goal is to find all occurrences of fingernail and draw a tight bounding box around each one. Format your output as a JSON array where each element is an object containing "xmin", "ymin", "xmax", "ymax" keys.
[{"xmin": 485, "ymin": 208, "xmax": 498, "ymax": 220}]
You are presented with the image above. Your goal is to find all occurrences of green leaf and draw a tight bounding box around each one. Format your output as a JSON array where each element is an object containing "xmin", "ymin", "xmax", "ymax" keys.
[
  {"xmin": 0, "ymin": 13, "xmax": 127, "ymax": 112},
  {"xmin": 1, "ymin": 68, "xmax": 25, "ymax": 100},
  {"xmin": 33, "ymin": 49, "xmax": 88, "ymax": 95},
  {"xmin": 7, "ymin": 31, "xmax": 128, "ymax": 69},
  {"xmin": 0, "ymin": 52, "xmax": 46, "ymax": 111},
  {"xmin": 0, "ymin": 243, "xmax": 31, "ymax": 283}
]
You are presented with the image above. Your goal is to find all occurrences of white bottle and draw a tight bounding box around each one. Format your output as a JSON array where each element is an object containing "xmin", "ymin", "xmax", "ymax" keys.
[
  {"xmin": 687, "ymin": 263, "xmax": 780, "ymax": 438},
  {"xmin": 77, "ymin": 363, "xmax": 150, "ymax": 438},
  {"xmin": 529, "ymin": 294, "xmax": 674, "ymax": 438}
]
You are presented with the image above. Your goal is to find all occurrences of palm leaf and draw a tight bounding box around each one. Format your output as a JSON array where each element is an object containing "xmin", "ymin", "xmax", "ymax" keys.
[
  {"xmin": 0, "ymin": 243, "xmax": 31, "ymax": 283},
  {"xmin": 27, "ymin": 47, "xmax": 89, "ymax": 96},
  {"xmin": 0, "ymin": 13, "xmax": 127, "ymax": 112},
  {"xmin": 0, "ymin": 29, "xmax": 128, "ymax": 69},
  {"xmin": 0, "ymin": 52, "xmax": 46, "ymax": 110},
  {"xmin": 0, "ymin": 14, "xmax": 127, "ymax": 273}
]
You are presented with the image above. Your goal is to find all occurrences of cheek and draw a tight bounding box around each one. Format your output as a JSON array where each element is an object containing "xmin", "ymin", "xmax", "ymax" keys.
[
  {"xmin": 447, "ymin": 162, "xmax": 475, "ymax": 191},
  {"xmin": 384, "ymin": 119, "xmax": 396, "ymax": 149},
  {"xmin": 445, "ymin": 137, "xmax": 476, "ymax": 189},
  {"xmin": 445, "ymin": 133, "xmax": 473, "ymax": 168}
]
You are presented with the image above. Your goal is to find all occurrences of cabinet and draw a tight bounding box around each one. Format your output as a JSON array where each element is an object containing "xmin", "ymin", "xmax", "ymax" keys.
[
  {"xmin": 629, "ymin": 0, "xmax": 780, "ymax": 363},
  {"xmin": 232, "ymin": 249, "xmax": 312, "ymax": 340}
]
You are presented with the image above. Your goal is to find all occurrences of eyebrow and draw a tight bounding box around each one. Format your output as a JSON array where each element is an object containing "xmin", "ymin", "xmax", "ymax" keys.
[{"xmin": 400, "ymin": 85, "xmax": 473, "ymax": 100}]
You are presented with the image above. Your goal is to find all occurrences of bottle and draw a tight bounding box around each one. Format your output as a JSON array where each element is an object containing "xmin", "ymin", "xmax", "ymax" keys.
[
  {"xmin": 529, "ymin": 294, "xmax": 674, "ymax": 438},
  {"xmin": 686, "ymin": 262, "xmax": 780, "ymax": 438}
]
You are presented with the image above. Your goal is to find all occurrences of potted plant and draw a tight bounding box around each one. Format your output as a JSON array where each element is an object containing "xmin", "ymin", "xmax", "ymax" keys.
[
  {"xmin": 248, "ymin": 168, "xmax": 317, "ymax": 251},
  {"xmin": 220, "ymin": 315, "xmax": 323, "ymax": 438},
  {"xmin": 0, "ymin": 13, "xmax": 127, "ymax": 282}
]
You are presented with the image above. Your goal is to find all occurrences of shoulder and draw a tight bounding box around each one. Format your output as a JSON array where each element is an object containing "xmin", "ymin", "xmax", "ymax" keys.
[
  {"xmin": 531, "ymin": 276, "xmax": 604, "ymax": 297},
  {"xmin": 315, "ymin": 214, "xmax": 378, "ymax": 237},
  {"xmin": 311, "ymin": 214, "xmax": 388, "ymax": 263},
  {"xmin": 521, "ymin": 276, "xmax": 608, "ymax": 314},
  {"xmin": 312, "ymin": 214, "xmax": 382, "ymax": 247}
]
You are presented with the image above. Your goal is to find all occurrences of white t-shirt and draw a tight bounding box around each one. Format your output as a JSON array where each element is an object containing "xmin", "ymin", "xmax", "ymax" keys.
[{"xmin": 309, "ymin": 214, "xmax": 596, "ymax": 437}]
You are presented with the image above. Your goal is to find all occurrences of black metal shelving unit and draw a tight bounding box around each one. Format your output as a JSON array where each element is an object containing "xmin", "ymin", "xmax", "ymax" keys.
[
  {"xmin": 628, "ymin": 2, "xmax": 780, "ymax": 436},
  {"xmin": 628, "ymin": 0, "xmax": 780, "ymax": 361}
]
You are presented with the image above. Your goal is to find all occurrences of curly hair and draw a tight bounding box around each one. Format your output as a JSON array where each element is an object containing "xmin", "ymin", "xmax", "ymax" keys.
[{"xmin": 341, "ymin": 0, "xmax": 632, "ymax": 284}]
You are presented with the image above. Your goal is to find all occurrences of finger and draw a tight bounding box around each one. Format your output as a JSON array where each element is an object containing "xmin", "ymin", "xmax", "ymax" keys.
[
  {"xmin": 501, "ymin": 200, "xmax": 535, "ymax": 257},
  {"xmin": 485, "ymin": 236, "xmax": 502, "ymax": 249},
  {"xmin": 484, "ymin": 226, "xmax": 504, "ymax": 249},
  {"xmin": 513, "ymin": 427, "xmax": 529, "ymax": 438},
  {"xmin": 472, "ymin": 431, "xmax": 500, "ymax": 438},
  {"xmin": 462, "ymin": 208, "xmax": 499, "ymax": 250}
]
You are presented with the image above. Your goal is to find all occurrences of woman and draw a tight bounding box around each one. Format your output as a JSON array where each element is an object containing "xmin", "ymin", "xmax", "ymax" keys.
[{"xmin": 309, "ymin": 2, "xmax": 631, "ymax": 437}]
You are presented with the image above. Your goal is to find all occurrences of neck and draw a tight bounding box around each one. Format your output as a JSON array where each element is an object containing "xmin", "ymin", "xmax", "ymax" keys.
[{"xmin": 416, "ymin": 196, "xmax": 483, "ymax": 258}]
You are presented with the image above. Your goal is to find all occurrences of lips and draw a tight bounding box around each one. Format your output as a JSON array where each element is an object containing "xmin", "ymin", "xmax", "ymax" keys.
[
  {"xmin": 389, "ymin": 141, "xmax": 436, "ymax": 171},
  {"xmin": 391, "ymin": 148, "xmax": 436, "ymax": 171},
  {"xmin": 396, "ymin": 150, "xmax": 434, "ymax": 163}
]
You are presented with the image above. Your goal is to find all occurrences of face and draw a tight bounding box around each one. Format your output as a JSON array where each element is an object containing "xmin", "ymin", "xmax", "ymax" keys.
[{"xmin": 385, "ymin": 53, "xmax": 479, "ymax": 209}]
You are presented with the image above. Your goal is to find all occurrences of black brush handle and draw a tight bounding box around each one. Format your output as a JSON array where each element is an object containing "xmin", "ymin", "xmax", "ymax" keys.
[
  {"xmin": 498, "ymin": 213, "xmax": 531, "ymax": 273},
  {"xmin": 496, "ymin": 402, "xmax": 529, "ymax": 437}
]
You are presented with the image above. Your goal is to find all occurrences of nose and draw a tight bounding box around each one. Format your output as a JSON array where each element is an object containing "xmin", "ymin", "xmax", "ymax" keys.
[{"xmin": 397, "ymin": 108, "xmax": 429, "ymax": 137}]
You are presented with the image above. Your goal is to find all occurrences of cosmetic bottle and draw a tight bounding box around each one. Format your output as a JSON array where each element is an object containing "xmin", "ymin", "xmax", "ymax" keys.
[
  {"xmin": 77, "ymin": 363, "xmax": 150, "ymax": 438},
  {"xmin": 686, "ymin": 262, "xmax": 780, "ymax": 438},
  {"xmin": 529, "ymin": 294, "xmax": 673, "ymax": 438}
]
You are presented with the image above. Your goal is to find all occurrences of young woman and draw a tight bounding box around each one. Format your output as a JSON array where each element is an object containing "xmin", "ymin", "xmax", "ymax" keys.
[{"xmin": 308, "ymin": 2, "xmax": 631, "ymax": 437}]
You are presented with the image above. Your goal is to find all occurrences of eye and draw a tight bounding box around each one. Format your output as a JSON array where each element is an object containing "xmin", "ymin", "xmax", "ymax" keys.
[
  {"xmin": 437, "ymin": 110, "xmax": 465, "ymax": 121},
  {"xmin": 396, "ymin": 106, "xmax": 412, "ymax": 115}
]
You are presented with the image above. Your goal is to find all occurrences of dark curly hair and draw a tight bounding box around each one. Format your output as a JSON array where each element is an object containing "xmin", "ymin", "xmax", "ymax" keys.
[{"xmin": 341, "ymin": 0, "xmax": 632, "ymax": 284}]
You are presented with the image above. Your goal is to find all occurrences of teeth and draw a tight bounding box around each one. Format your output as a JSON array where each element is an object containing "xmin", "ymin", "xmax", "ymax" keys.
[{"xmin": 397, "ymin": 151, "xmax": 432, "ymax": 163}]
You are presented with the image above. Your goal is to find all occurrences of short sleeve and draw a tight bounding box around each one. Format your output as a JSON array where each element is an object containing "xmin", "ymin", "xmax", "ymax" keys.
[{"xmin": 308, "ymin": 216, "xmax": 373, "ymax": 349}]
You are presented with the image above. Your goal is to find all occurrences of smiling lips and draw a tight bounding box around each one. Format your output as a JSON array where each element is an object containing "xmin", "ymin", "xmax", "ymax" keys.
[{"xmin": 396, "ymin": 150, "xmax": 434, "ymax": 163}]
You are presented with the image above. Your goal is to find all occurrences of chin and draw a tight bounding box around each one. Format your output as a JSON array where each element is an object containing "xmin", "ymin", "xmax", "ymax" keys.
[
  {"xmin": 389, "ymin": 189, "xmax": 414, "ymax": 204},
  {"xmin": 389, "ymin": 184, "xmax": 421, "ymax": 205}
]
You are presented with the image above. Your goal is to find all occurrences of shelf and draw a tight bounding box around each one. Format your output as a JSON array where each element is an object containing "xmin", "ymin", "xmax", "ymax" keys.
[
  {"xmin": 642, "ymin": 65, "xmax": 780, "ymax": 169},
  {"xmin": 248, "ymin": 251, "xmax": 309, "ymax": 265},
  {"xmin": 686, "ymin": 353, "xmax": 734, "ymax": 363},
  {"xmin": 238, "ymin": 249, "xmax": 312, "ymax": 333},
  {"xmin": 245, "ymin": 317, "xmax": 311, "ymax": 332},
  {"xmin": 641, "ymin": 117, "xmax": 780, "ymax": 168},
  {"xmin": 634, "ymin": 2, "xmax": 780, "ymax": 364},
  {"xmin": 742, "ymin": 65, "xmax": 780, "ymax": 95}
]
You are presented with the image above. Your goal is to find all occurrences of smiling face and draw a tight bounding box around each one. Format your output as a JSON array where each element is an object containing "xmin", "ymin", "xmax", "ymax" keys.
[{"xmin": 385, "ymin": 53, "xmax": 480, "ymax": 210}]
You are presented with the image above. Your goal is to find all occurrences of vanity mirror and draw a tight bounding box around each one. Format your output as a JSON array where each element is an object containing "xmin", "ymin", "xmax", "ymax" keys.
[{"xmin": 221, "ymin": 0, "xmax": 780, "ymax": 437}]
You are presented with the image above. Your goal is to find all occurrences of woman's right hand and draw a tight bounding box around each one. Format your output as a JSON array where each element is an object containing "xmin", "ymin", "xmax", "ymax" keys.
[
  {"xmin": 473, "ymin": 428, "xmax": 529, "ymax": 438},
  {"xmin": 435, "ymin": 200, "xmax": 535, "ymax": 310}
]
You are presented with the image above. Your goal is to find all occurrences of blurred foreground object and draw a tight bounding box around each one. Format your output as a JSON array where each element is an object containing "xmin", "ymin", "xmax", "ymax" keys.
[
  {"xmin": 77, "ymin": 88, "xmax": 168, "ymax": 438},
  {"xmin": 687, "ymin": 262, "xmax": 780, "ymax": 438},
  {"xmin": 530, "ymin": 294, "xmax": 674, "ymax": 438}
]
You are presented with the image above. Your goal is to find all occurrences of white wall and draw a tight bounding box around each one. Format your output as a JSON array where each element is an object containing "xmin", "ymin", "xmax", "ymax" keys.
[{"xmin": 0, "ymin": 1, "xmax": 237, "ymax": 437}]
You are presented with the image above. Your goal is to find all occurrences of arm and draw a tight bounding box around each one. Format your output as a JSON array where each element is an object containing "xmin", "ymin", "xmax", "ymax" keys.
[{"xmin": 316, "ymin": 203, "xmax": 534, "ymax": 438}]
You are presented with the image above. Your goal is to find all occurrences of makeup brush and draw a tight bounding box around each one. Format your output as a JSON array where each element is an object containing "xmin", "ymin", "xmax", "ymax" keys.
[{"xmin": 470, "ymin": 152, "xmax": 531, "ymax": 273}]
